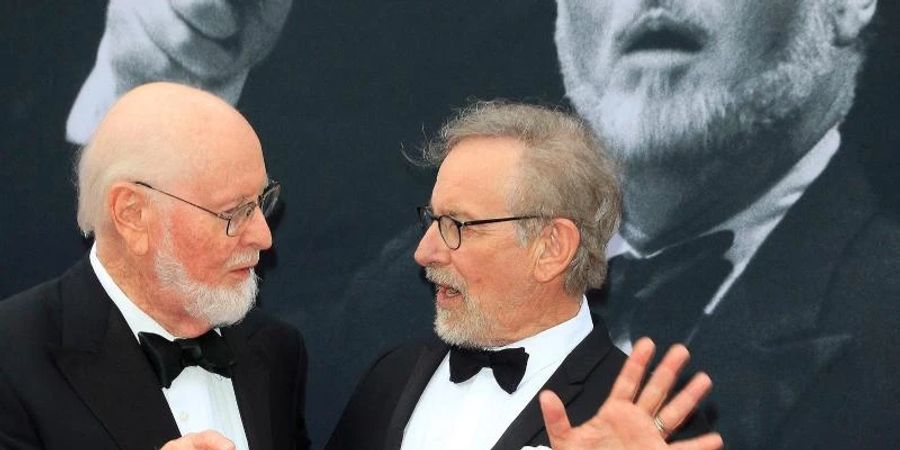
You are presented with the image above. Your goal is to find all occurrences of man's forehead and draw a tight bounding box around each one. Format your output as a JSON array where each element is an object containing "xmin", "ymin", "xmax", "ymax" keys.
[
  {"xmin": 430, "ymin": 137, "xmax": 523, "ymax": 216},
  {"xmin": 176, "ymin": 160, "xmax": 268, "ymax": 207}
]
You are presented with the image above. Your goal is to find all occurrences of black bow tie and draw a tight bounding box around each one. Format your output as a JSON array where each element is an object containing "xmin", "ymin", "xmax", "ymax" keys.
[
  {"xmin": 593, "ymin": 231, "xmax": 734, "ymax": 350},
  {"xmin": 449, "ymin": 346, "xmax": 529, "ymax": 394},
  {"xmin": 138, "ymin": 330, "xmax": 236, "ymax": 388}
]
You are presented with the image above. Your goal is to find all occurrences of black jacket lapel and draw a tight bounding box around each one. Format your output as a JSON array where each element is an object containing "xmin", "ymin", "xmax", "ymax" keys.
[
  {"xmin": 224, "ymin": 322, "xmax": 272, "ymax": 450},
  {"xmin": 492, "ymin": 320, "xmax": 614, "ymax": 450},
  {"xmin": 383, "ymin": 341, "xmax": 449, "ymax": 450},
  {"xmin": 689, "ymin": 149, "xmax": 870, "ymax": 447},
  {"xmin": 50, "ymin": 259, "xmax": 179, "ymax": 450}
]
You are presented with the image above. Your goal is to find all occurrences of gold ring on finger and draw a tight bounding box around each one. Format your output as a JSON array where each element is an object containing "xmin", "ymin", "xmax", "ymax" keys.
[{"xmin": 653, "ymin": 415, "xmax": 671, "ymax": 437}]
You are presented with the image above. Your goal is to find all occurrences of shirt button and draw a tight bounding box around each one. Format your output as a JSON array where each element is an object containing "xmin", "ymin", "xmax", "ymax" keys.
[{"xmin": 178, "ymin": 411, "xmax": 189, "ymax": 422}]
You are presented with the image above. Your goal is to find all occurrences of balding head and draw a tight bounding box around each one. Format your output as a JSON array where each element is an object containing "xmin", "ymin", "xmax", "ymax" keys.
[
  {"xmin": 74, "ymin": 82, "xmax": 273, "ymax": 336},
  {"xmin": 77, "ymin": 82, "xmax": 262, "ymax": 237}
]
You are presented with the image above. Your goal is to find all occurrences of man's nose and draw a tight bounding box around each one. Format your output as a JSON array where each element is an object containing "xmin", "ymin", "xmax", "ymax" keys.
[
  {"xmin": 241, "ymin": 207, "xmax": 273, "ymax": 250},
  {"xmin": 413, "ymin": 221, "xmax": 449, "ymax": 267}
]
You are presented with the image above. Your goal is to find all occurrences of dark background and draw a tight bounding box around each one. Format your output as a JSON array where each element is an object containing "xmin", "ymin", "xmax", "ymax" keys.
[{"xmin": 2, "ymin": 1, "xmax": 897, "ymax": 447}]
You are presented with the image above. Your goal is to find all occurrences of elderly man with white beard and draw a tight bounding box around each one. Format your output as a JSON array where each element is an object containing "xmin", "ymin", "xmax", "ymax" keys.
[
  {"xmin": 556, "ymin": 0, "xmax": 900, "ymax": 448},
  {"xmin": 0, "ymin": 82, "xmax": 310, "ymax": 450}
]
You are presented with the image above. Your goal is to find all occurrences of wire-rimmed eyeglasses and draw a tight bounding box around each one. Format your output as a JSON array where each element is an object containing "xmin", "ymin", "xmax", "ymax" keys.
[
  {"xmin": 416, "ymin": 206, "xmax": 540, "ymax": 250},
  {"xmin": 134, "ymin": 180, "xmax": 281, "ymax": 237}
]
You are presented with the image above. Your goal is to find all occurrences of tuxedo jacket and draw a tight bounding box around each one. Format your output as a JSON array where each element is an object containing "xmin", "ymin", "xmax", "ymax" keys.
[
  {"xmin": 0, "ymin": 257, "xmax": 311, "ymax": 450},
  {"xmin": 593, "ymin": 148, "xmax": 900, "ymax": 449},
  {"xmin": 326, "ymin": 319, "xmax": 632, "ymax": 450}
]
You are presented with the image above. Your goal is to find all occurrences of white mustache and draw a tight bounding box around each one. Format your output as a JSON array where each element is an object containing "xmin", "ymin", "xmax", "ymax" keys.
[{"xmin": 227, "ymin": 251, "xmax": 260, "ymax": 269}]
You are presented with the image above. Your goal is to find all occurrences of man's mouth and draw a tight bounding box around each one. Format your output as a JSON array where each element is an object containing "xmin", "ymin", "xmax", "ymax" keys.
[
  {"xmin": 425, "ymin": 267, "xmax": 466, "ymax": 306},
  {"xmin": 437, "ymin": 284, "xmax": 462, "ymax": 297},
  {"xmin": 619, "ymin": 9, "xmax": 708, "ymax": 56},
  {"xmin": 227, "ymin": 252, "xmax": 260, "ymax": 275},
  {"xmin": 228, "ymin": 264, "xmax": 256, "ymax": 278}
]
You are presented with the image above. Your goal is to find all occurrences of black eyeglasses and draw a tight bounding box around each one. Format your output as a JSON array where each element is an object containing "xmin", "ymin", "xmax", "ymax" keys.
[
  {"xmin": 416, "ymin": 206, "xmax": 540, "ymax": 250},
  {"xmin": 134, "ymin": 180, "xmax": 281, "ymax": 237}
]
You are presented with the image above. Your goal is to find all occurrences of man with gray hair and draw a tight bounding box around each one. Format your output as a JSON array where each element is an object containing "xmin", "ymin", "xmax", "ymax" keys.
[
  {"xmin": 327, "ymin": 101, "xmax": 722, "ymax": 450},
  {"xmin": 0, "ymin": 82, "xmax": 309, "ymax": 450},
  {"xmin": 555, "ymin": 0, "xmax": 900, "ymax": 448}
]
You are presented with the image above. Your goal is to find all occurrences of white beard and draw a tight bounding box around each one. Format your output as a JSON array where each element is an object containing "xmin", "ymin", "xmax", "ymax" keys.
[
  {"xmin": 559, "ymin": 3, "xmax": 835, "ymax": 171},
  {"xmin": 154, "ymin": 228, "xmax": 259, "ymax": 328}
]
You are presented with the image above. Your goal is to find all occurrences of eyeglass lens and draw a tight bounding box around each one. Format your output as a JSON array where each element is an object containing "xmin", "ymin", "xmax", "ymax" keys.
[
  {"xmin": 226, "ymin": 183, "xmax": 281, "ymax": 236},
  {"xmin": 437, "ymin": 216, "xmax": 460, "ymax": 249},
  {"xmin": 417, "ymin": 207, "xmax": 462, "ymax": 249}
]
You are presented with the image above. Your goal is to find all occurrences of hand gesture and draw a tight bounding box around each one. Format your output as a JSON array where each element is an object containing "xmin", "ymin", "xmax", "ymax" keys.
[
  {"xmin": 68, "ymin": 0, "xmax": 293, "ymax": 143},
  {"xmin": 539, "ymin": 338, "xmax": 723, "ymax": 450}
]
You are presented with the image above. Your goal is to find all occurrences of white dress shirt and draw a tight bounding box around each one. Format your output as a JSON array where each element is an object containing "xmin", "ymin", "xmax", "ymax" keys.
[
  {"xmin": 401, "ymin": 298, "xmax": 593, "ymax": 450},
  {"xmin": 610, "ymin": 127, "xmax": 841, "ymax": 352},
  {"xmin": 89, "ymin": 245, "xmax": 250, "ymax": 450}
]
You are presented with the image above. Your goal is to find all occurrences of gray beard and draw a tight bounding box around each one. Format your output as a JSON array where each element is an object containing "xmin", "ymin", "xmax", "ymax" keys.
[
  {"xmin": 426, "ymin": 266, "xmax": 491, "ymax": 348},
  {"xmin": 557, "ymin": 4, "xmax": 844, "ymax": 246},
  {"xmin": 561, "ymin": 4, "xmax": 836, "ymax": 174}
]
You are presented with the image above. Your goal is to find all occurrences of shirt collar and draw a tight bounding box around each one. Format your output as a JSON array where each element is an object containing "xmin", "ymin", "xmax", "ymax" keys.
[
  {"xmin": 89, "ymin": 243, "xmax": 178, "ymax": 341},
  {"xmin": 610, "ymin": 126, "xmax": 841, "ymax": 265},
  {"xmin": 497, "ymin": 297, "xmax": 593, "ymax": 382},
  {"xmin": 609, "ymin": 127, "xmax": 841, "ymax": 317}
]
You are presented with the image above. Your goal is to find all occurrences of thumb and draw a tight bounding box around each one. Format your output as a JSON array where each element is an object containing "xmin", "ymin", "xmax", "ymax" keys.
[{"xmin": 540, "ymin": 390, "xmax": 571, "ymax": 447}]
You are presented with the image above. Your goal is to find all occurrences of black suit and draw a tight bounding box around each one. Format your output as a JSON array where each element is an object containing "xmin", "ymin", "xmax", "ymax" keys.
[
  {"xmin": 326, "ymin": 319, "xmax": 628, "ymax": 450},
  {"xmin": 594, "ymin": 148, "xmax": 900, "ymax": 449},
  {"xmin": 0, "ymin": 257, "xmax": 311, "ymax": 450}
]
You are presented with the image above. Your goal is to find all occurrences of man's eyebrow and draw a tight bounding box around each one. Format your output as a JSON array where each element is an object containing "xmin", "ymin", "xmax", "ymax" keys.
[
  {"xmin": 220, "ymin": 178, "xmax": 270, "ymax": 210},
  {"xmin": 438, "ymin": 208, "xmax": 468, "ymax": 220},
  {"xmin": 218, "ymin": 198, "xmax": 248, "ymax": 213}
]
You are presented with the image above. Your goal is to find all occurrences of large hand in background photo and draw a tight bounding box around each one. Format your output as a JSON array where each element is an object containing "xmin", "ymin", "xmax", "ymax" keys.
[
  {"xmin": 538, "ymin": 338, "xmax": 723, "ymax": 450},
  {"xmin": 67, "ymin": 0, "xmax": 293, "ymax": 144}
]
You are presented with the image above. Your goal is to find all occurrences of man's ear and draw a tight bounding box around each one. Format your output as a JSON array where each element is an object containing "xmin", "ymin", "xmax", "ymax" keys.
[
  {"xmin": 107, "ymin": 182, "xmax": 152, "ymax": 255},
  {"xmin": 533, "ymin": 218, "xmax": 580, "ymax": 285},
  {"xmin": 832, "ymin": 0, "xmax": 877, "ymax": 46}
]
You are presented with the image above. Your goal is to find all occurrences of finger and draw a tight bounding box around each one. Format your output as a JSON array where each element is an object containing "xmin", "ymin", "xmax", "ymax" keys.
[
  {"xmin": 635, "ymin": 343, "xmax": 690, "ymax": 414},
  {"xmin": 608, "ymin": 337, "xmax": 655, "ymax": 402},
  {"xmin": 255, "ymin": 0, "xmax": 293, "ymax": 34},
  {"xmin": 170, "ymin": 0, "xmax": 240, "ymax": 40},
  {"xmin": 130, "ymin": 0, "xmax": 239, "ymax": 78},
  {"xmin": 103, "ymin": 0, "xmax": 177, "ymax": 79},
  {"xmin": 655, "ymin": 372, "xmax": 713, "ymax": 433},
  {"xmin": 237, "ymin": 0, "xmax": 293, "ymax": 62},
  {"xmin": 539, "ymin": 390, "xmax": 572, "ymax": 447},
  {"xmin": 669, "ymin": 432, "xmax": 724, "ymax": 450},
  {"xmin": 190, "ymin": 430, "xmax": 236, "ymax": 450}
]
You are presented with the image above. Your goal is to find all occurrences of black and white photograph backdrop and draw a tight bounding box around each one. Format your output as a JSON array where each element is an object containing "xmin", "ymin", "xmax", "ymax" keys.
[{"xmin": 2, "ymin": 1, "xmax": 898, "ymax": 448}]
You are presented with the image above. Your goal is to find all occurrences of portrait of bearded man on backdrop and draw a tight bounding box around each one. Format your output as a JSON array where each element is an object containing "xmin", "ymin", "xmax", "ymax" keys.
[{"xmin": 556, "ymin": 0, "xmax": 900, "ymax": 448}]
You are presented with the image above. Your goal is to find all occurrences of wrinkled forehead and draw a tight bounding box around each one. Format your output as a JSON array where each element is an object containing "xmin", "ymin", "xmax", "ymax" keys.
[
  {"xmin": 431, "ymin": 137, "xmax": 524, "ymax": 215},
  {"xmin": 161, "ymin": 123, "xmax": 268, "ymax": 203}
]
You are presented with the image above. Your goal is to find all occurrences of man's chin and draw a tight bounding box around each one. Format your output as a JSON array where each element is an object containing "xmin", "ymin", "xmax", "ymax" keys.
[
  {"xmin": 434, "ymin": 312, "xmax": 468, "ymax": 346},
  {"xmin": 185, "ymin": 275, "xmax": 259, "ymax": 328}
]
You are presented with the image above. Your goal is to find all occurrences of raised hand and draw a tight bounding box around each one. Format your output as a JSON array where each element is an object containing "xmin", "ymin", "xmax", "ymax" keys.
[
  {"xmin": 67, "ymin": 0, "xmax": 293, "ymax": 143},
  {"xmin": 539, "ymin": 338, "xmax": 723, "ymax": 450}
]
